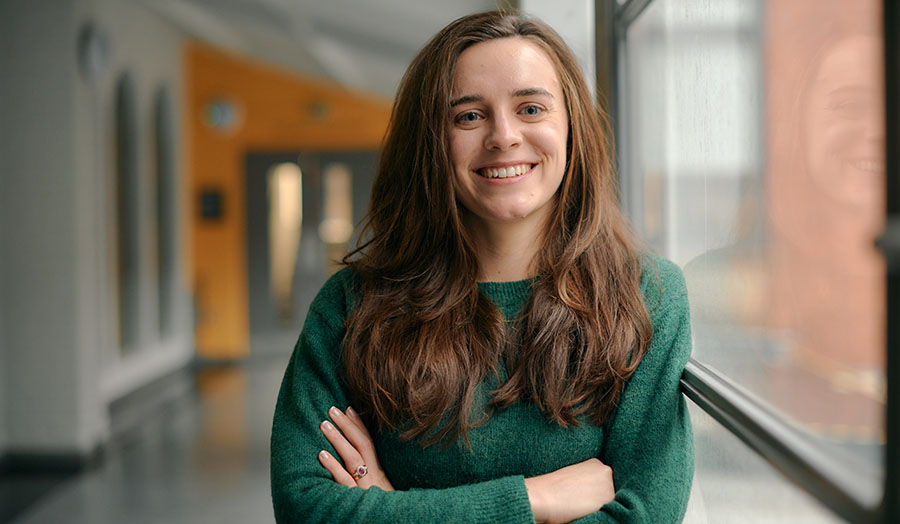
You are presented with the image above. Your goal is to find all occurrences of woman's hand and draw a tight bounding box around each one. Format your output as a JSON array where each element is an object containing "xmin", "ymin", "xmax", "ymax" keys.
[
  {"xmin": 525, "ymin": 458, "xmax": 615, "ymax": 524},
  {"xmin": 318, "ymin": 406, "xmax": 395, "ymax": 491}
]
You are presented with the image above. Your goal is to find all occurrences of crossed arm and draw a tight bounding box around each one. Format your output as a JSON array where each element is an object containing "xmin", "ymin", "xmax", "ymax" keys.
[
  {"xmin": 271, "ymin": 264, "xmax": 693, "ymax": 523},
  {"xmin": 317, "ymin": 404, "xmax": 616, "ymax": 524}
]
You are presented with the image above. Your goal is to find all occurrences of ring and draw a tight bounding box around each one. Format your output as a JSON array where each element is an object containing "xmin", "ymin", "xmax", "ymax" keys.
[{"xmin": 351, "ymin": 465, "xmax": 368, "ymax": 481}]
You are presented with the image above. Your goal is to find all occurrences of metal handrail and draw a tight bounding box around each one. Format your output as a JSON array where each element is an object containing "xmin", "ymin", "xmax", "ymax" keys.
[{"xmin": 680, "ymin": 359, "xmax": 882, "ymax": 523}]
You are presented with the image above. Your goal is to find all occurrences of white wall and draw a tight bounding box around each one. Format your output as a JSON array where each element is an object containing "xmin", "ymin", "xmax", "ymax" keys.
[
  {"xmin": 0, "ymin": 0, "xmax": 192, "ymax": 458},
  {"xmin": 86, "ymin": 0, "xmax": 195, "ymax": 403},
  {"xmin": 1, "ymin": 0, "xmax": 96, "ymax": 453}
]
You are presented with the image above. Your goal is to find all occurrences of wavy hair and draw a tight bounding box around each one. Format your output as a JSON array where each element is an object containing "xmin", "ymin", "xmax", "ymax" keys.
[{"xmin": 342, "ymin": 10, "xmax": 652, "ymax": 446}]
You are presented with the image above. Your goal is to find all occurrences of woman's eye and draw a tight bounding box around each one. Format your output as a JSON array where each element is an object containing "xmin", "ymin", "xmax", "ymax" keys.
[
  {"xmin": 456, "ymin": 112, "xmax": 481, "ymax": 123},
  {"xmin": 521, "ymin": 105, "xmax": 543, "ymax": 116},
  {"xmin": 828, "ymin": 98, "xmax": 867, "ymax": 120}
]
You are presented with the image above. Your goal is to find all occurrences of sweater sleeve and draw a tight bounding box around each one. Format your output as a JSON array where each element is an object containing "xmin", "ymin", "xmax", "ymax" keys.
[
  {"xmin": 578, "ymin": 256, "xmax": 695, "ymax": 523},
  {"xmin": 270, "ymin": 270, "xmax": 535, "ymax": 524}
]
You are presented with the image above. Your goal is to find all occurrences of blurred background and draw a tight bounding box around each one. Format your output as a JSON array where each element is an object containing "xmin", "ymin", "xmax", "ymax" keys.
[{"xmin": 0, "ymin": 0, "xmax": 888, "ymax": 522}]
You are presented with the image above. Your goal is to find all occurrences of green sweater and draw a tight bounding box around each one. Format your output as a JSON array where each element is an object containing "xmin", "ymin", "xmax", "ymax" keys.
[{"xmin": 271, "ymin": 254, "xmax": 693, "ymax": 523}]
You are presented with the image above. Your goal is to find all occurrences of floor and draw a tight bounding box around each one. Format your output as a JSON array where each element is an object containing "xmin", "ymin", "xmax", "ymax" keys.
[
  {"xmin": 6, "ymin": 351, "xmax": 291, "ymax": 524},
  {"xmin": 3, "ymin": 337, "xmax": 868, "ymax": 524}
]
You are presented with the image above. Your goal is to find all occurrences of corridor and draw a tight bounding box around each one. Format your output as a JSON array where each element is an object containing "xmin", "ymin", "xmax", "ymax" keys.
[
  {"xmin": 8, "ymin": 350, "xmax": 291, "ymax": 524},
  {"xmin": 1, "ymin": 1, "xmax": 893, "ymax": 522}
]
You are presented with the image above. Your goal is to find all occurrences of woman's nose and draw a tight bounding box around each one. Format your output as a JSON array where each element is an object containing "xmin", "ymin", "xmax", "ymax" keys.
[{"xmin": 484, "ymin": 113, "xmax": 521, "ymax": 151}]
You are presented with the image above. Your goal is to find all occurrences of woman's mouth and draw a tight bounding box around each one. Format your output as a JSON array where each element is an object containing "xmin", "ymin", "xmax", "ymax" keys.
[
  {"xmin": 848, "ymin": 159, "xmax": 885, "ymax": 174},
  {"xmin": 477, "ymin": 163, "xmax": 535, "ymax": 179}
]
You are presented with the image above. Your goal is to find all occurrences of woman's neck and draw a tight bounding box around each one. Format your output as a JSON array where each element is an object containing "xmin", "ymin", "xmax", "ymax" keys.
[{"xmin": 467, "ymin": 218, "xmax": 545, "ymax": 282}]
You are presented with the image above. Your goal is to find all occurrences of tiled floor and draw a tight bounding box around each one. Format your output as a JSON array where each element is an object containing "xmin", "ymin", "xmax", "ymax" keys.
[{"xmin": 9, "ymin": 352, "xmax": 291, "ymax": 524}]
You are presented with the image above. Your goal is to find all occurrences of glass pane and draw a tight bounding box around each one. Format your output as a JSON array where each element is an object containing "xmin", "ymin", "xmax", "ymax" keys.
[
  {"xmin": 623, "ymin": 0, "xmax": 885, "ymax": 491},
  {"xmin": 687, "ymin": 404, "xmax": 845, "ymax": 523}
]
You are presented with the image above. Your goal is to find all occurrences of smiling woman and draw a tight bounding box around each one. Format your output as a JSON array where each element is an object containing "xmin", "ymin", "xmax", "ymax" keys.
[
  {"xmin": 448, "ymin": 37, "xmax": 569, "ymax": 281},
  {"xmin": 271, "ymin": 10, "xmax": 694, "ymax": 524}
]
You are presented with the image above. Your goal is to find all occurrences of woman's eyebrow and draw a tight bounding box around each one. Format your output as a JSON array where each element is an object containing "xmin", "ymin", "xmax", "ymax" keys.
[
  {"xmin": 450, "ymin": 95, "xmax": 482, "ymax": 107},
  {"xmin": 513, "ymin": 87, "xmax": 553, "ymax": 98},
  {"xmin": 449, "ymin": 88, "xmax": 554, "ymax": 108}
]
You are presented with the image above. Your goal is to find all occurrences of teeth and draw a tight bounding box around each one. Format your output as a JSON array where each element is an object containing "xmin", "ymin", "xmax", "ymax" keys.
[
  {"xmin": 480, "ymin": 164, "xmax": 532, "ymax": 179},
  {"xmin": 851, "ymin": 159, "xmax": 885, "ymax": 173}
]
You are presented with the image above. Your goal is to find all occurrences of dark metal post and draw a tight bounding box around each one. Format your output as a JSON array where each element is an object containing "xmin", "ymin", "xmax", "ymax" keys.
[
  {"xmin": 595, "ymin": 0, "xmax": 617, "ymax": 118},
  {"xmin": 597, "ymin": 0, "xmax": 626, "ymax": 203},
  {"xmin": 881, "ymin": 1, "xmax": 900, "ymax": 521}
]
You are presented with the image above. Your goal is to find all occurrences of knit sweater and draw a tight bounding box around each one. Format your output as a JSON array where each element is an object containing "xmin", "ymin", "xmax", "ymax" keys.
[{"xmin": 271, "ymin": 254, "xmax": 693, "ymax": 523}]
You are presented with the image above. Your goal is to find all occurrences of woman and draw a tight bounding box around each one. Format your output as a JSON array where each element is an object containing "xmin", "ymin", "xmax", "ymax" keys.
[
  {"xmin": 766, "ymin": 27, "xmax": 886, "ymax": 435},
  {"xmin": 271, "ymin": 10, "xmax": 693, "ymax": 523}
]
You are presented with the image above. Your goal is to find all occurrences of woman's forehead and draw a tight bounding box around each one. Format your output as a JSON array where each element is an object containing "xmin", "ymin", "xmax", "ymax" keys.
[{"xmin": 448, "ymin": 37, "xmax": 562, "ymax": 98}]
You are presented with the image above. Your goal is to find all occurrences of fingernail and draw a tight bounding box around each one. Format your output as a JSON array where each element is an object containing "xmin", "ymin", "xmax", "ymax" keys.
[
  {"xmin": 321, "ymin": 420, "xmax": 334, "ymax": 431},
  {"xmin": 329, "ymin": 406, "xmax": 340, "ymax": 417},
  {"xmin": 346, "ymin": 406, "xmax": 357, "ymax": 417},
  {"xmin": 319, "ymin": 450, "xmax": 331, "ymax": 460}
]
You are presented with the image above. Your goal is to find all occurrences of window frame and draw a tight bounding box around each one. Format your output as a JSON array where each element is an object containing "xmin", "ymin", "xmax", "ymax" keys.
[
  {"xmin": 599, "ymin": 1, "xmax": 897, "ymax": 522},
  {"xmin": 882, "ymin": 2, "xmax": 900, "ymax": 520}
]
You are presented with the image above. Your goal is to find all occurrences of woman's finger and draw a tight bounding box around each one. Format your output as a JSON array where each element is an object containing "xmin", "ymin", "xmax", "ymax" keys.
[
  {"xmin": 320, "ymin": 419, "xmax": 367, "ymax": 481},
  {"xmin": 328, "ymin": 406, "xmax": 376, "ymax": 462},
  {"xmin": 345, "ymin": 406, "xmax": 373, "ymax": 439},
  {"xmin": 318, "ymin": 450, "xmax": 357, "ymax": 487},
  {"xmin": 325, "ymin": 407, "xmax": 395, "ymax": 491}
]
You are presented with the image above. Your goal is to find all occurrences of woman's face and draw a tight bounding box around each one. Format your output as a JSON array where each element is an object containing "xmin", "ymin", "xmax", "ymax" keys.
[
  {"xmin": 447, "ymin": 37, "xmax": 569, "ymax": 233},
  {"xmin": 802, "ymin": 35, "xmax": 884, "ymax": 217}
]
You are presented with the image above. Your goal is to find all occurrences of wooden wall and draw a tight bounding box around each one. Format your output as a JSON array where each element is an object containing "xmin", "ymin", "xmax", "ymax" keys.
[{"xmin": 186, "ymin": 42, "xmax": 391, "ymax": 359}]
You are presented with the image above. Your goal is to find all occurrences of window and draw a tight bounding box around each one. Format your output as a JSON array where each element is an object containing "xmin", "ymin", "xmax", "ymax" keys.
[
  {"xmin": 267, "ymin": 162, "xmax": 303, "ymax": 320},
  {"xmin": 154, "ymin": 85, "xmax": 177, "ymax": 338},
  {"xmin": 115, "ymin": 72, "xmax": 140, "ymax": 351},
  {"xmin": 609, "ymin": 0, "xmax": 889, "ymax": 521}
]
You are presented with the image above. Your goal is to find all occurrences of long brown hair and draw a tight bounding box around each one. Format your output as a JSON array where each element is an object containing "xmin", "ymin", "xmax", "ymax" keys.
[{"xmin": 342, "ymin": 10, "xmax": 652, "ymax": 447}]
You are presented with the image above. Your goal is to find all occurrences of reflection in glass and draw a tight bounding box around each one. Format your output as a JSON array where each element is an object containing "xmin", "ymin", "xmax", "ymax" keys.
[
  {"xmin": 622, "ymin": 0, "xmax": 885, "ymax": 511},
  {"xmin": 766, "ymin": 3, "xmax": 885, "ymax": 448},
  {"xmin": 267, "ymin": 162, "xmax": 303, "ymax": 320},
  {"xmin": 194, "ymin": 367, "xmax": 249, "ymax": 482}
]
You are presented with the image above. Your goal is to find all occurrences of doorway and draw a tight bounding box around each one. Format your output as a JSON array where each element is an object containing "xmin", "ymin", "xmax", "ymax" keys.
[{"xmin": 244, "ymin": 150, "xmax": 378, "ymax": 354}]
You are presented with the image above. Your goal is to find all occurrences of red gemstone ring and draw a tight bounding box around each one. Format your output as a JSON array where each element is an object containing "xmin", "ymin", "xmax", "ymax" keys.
[{"xmin": 351, "ymin": 464, "xmax": 368, "ymax": 481}]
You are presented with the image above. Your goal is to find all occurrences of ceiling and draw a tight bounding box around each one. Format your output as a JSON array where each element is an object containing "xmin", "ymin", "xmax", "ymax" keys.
[{"xmin": 140, "ymin": 0, "xmax": 501, "ymax": 99}]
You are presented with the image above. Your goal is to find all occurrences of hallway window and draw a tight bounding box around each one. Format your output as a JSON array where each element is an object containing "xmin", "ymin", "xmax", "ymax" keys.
[
  {"xmin": 115, "ymin": 72, "xmax": 141, "ymax": 351},
  {"xmin": 267, "ymin": 162, "xmax": 303, "ymax": 320},
  {"xmin": 319, "ymin": 163, "xmax": 354, "ymax": 276},
  {"xmin": 154, "ymin": 85, "xmax": 177, "ymax": 338},
  {"xmin": 318, "ymin": 162, "xmax": 353, "ymax": 244}
]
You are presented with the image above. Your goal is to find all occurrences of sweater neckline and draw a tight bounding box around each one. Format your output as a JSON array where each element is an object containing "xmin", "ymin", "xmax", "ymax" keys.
[{"xmin": 476, "ymin": 278, "xmax": 535, "ymax": 316}]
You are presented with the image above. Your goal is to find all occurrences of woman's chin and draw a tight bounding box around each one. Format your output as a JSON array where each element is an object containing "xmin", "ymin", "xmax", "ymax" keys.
[{"xmin": 474, "ymin": 207, "xmax": 544, "ymax": 227}]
